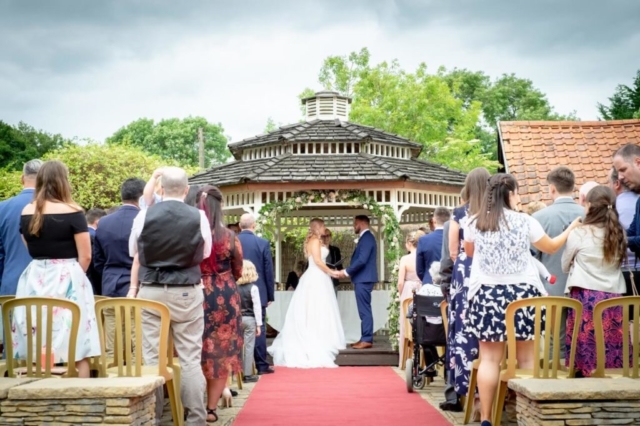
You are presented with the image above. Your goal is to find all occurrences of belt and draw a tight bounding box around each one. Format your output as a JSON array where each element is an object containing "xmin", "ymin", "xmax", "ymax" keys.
[{"xmin": 141, "ymin": 283, "xmax": 199, "ymax": 287}]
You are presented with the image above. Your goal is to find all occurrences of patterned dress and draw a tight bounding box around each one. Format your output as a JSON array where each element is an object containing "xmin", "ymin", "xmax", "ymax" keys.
[
  {"xmin": 201, "ymin": 230, "xmax": 244, "ymax": 379},
  {"xmin": 447, "ymin": 205, "xmax": 478, "ymax": 396},
  {"xmin": 566, "ymin": 288, "xmax": 628, "ymax": 377}
]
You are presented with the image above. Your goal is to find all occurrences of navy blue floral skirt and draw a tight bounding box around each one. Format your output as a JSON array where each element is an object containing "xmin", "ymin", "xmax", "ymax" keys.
[{"xmin": 466, "ymin": 284, "xmax": 543, "ymax": 342}]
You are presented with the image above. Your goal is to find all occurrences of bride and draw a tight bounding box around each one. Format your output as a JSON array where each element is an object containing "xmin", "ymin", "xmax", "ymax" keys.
[{"xmin": 268, "ymin": 218, "xmax": 346, "ymax": 368}]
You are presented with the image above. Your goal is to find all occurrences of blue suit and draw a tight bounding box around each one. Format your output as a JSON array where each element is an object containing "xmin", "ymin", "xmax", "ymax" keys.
[
  {"xmin": 346, "ymin": 229, "xmax": 378, "ymax": 343},
  {"xmin": 237, "ymin": 230, "xmax": 275, "ymax": 372},
  {"xmin": 0, "ymin": 189, "xmax": 34, "ymax": 295},
  {"xmin": 93, "ymin": 205, "xmax": 140, "ymax": 297},
  {"xmin": 416, "ymin": 229, "xmax": 443, "ymax": 284}
]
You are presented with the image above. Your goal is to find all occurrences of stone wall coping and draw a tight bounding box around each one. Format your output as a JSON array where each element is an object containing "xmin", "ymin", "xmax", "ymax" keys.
[
  {"xmin": 0, "ymin": 378, "xmax": 41, "ymax": 399},
  {"xmin": 7, "ymin": 376, "xmax": 164, "ymax": 400},
  {"xmin": 508, "ymin": 378, "xmax": 640, "ymax": 401}
]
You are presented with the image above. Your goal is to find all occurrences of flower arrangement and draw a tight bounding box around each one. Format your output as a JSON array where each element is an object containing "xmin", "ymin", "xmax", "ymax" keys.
[{"xmin": 256, "ymin": 189, "xmax": 403, "ymax": 350}]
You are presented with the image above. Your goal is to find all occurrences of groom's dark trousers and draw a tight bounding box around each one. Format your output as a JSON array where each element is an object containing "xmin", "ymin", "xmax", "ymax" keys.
[{"xmin": 346, "ymin": 230, "xmax": 378, "ymax": 343}]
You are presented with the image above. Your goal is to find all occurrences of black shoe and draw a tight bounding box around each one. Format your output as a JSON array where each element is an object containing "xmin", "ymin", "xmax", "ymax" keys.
[
  {"xmin": 425, "ymin": 369, "xmax": 438, "ymax": 378},
  {"xmin": 439, "ymin": 401, "xmax": 463, "ymax": 412},
  {"xmin": 258, "ymin": 367, "xmax": 275, "ymax": 375},
  {"xmin": 230, "ymin": 389, "xmax": 238, "ymax": 397},
  {"xmin": 480, "ymin": 421, "xmax": 492, "ymax": 426},
  {"xmin": 243, "ymin": 375, "xmax": 259, "ymax": 383}
]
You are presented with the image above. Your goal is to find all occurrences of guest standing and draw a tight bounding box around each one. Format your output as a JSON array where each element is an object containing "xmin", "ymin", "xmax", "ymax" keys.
[
  {"xmin": 13, "ymin": 160, "xmax": 101, "ymax": 377},
  {"xmin": 237, "ymin": 260, "xmax": 262, "ymax": 384},
  {"xmin": 608, "ymin": 165, "xmax": 640, "ymax": 306},
  {"xmin": 464, "ymin": 173, "xmax": 581, "ymax": 426},
  {"xmin": 445, "ymin": 167, "xmax": 489, "ymax": 410},
  {"xmin": 397, "ymin": 230, "xmax": 424, "ymax": 366},
  {"xmin": 197, "ymin": 185, "xmax": 244, "ymax": 422},
  {"xmin": 532, "ymin": 166, "xmax": 584, "ymax": 358},
  {"xmin": 562, "ymin": 185, "xmax": 628, "ymax": 377},
  {"xmin": 0, "ymin": 159, "xmax": 42, "ymax": 295},
  {"xmin": 417, "ymin": 207, "xmax": 451, "ymax": 284},
  {"xmin": 237, "ymin": 213, "xmax": 275, "ymax": 375},
  {"xmin": 85, "ymin": 208, "xmax": 106, "ymax": 295},
  {"xmin": 93, "ymin": 178, "xmax": 145, "ymax": 358},
  {"xmin": 129, "ymin": 167, "xmax": 211, "ymax": 425}
]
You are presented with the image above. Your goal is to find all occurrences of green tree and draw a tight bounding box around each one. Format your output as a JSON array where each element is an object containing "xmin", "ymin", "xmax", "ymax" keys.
[
  {"xmin": 0, "ymin": 169, "xmax": 23, "ymax": 200},
  {"xmin": 318, "ymin": 47, "xmax": 371, "ymax": 97},
  {"xmin": 43, "ymin": 143, "xmax": 196, "ymax": 209},
  {"xmin": 597, "ymin": 70, "xmax": 640, "ymax": 120},
  {"xmin": 0, "ymin": 121, "xmax": 69, "ymax": 170},
  {"xmin": 107, "ymin": 116, "xmax": 229, "ymax": 167}
]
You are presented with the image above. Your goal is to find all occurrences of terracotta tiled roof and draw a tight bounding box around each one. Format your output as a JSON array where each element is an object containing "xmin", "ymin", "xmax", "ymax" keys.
[{"xmin": 498, "ymin": 119, "xmax": 640, "ymax": 206}]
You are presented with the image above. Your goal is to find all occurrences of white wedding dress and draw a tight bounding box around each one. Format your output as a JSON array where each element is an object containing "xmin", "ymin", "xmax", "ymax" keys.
[{"xmin": 268, "ymin": 246, "xmax": 346, "ymax": 368}]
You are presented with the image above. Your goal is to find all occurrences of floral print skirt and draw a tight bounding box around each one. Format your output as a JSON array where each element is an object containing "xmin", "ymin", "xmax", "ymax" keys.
[
  {"xmin": 566, "ymin": 287, "xmax": 628, "ymax": 377},
  {"xmin": 201, "ymin": 273, "xmax": 243, "ymax": 379},
  {"xmin": 12, "ymin": 259, "xmax": 101, "ymax": 362},
  {"xmin": 467, "ymin": 284, "xmax": 542, "ymax": 342}
]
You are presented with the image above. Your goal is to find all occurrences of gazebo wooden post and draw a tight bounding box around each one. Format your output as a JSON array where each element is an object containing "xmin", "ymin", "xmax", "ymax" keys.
[
  {"xmin": 378, "ymin": 217, "xmax": 385, "ymax": 285},
  {"xmin": 275, "ymin": 213, "xmax": 282, "ymax": 284}
]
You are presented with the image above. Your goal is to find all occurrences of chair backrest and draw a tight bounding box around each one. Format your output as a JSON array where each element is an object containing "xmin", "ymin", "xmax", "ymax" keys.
[
  {"xmin": 440, "ymin": 301, "xmax": 449, "ymax": 336},
  {"xmin": 402, "ymin": 298, "xmax": 413, "ymax": 342},
  {"xmin": 93, "ymin": 296, "xmax": 110, "ymax": 302},
  {"xmin": 505, "ymin": 296, "xmax": 583, "ymax": 379},
  {"xmin": 2, "ymin": 297, "xmax": 80, "ymax": 378},
  {"xmin": 593, "ymin": 296, "xmax": 640, "ymax": 378},
  {"xmin": 95, "ymin": 298, "xmax": 170, "ymax": 379}
]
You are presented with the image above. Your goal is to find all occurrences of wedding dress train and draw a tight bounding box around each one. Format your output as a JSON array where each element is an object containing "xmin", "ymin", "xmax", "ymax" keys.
[{"xmin": 268, "ymin": 246, "xmax": 346, "ymax": 368}]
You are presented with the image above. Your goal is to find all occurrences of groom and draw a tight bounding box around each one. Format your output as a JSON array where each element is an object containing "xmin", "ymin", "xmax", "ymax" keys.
[{"xmin": 335, "ymin": 215, "xmax": 377, "ymax": 349}]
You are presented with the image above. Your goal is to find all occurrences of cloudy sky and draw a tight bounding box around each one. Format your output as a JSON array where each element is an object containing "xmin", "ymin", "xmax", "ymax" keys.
[{"xmin": 1, "ymin": 0, "xmax": 638, "ymax": 144}]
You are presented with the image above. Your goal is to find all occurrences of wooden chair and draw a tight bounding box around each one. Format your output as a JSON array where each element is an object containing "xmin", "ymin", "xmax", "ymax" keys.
[
  {"xmin": 593, "ymin": 296, "xmax": 640, "ymax": 379},
  {"xmin": 95, "ymin": 298, "xmax": 183, "ymax": 426},
  {"xmin": 493, "ymin": 296, "xmax": 583, "ymax": 426},
  {"xmin": 167, "ymin": 333, "xmax": 184, "ymax": 420},
  {"xmin": 2, "ymin": 297, "xmax": 80, "ymax": 378},
  {"xmin": 400, "ymin": 298, "xmax": 413, "ymax": 368},
  {"xmin": 93, "ymin": 295, "xmax": 110, "ymax": 302}
]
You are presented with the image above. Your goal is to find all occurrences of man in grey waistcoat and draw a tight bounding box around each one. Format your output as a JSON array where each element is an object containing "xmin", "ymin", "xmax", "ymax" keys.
[
  {"xmin": 532, "ymin": 166, "xmax": 584, "ymax": 358},
  {"xmin": 129, "ymin": 167, "xmax": 212, "ymax": 425}
]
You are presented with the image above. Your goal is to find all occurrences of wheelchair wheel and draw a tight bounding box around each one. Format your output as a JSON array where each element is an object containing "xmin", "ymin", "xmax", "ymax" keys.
[
  {"xmin": 414, "ymin": 374, "xmax": 426, "ymax": 389},
  {"xmin": 405, "ymin": 359, "xmax": 414, "ymax": 393}
]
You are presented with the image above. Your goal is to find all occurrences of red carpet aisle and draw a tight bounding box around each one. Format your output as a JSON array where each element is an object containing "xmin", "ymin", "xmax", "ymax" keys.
[{"xmin": 233, "ymin": 367, "xmax": 451, "ymax": 426}]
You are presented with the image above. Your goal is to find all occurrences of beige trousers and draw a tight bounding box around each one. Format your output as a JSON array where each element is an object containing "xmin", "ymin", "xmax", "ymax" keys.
[
  {"xmin": 139, "ymin": 284, "xmax": 206, "ymax": 426},
  {"xmin": 103, "ymin": 307, "xmax": 136, "ymax": 359}
]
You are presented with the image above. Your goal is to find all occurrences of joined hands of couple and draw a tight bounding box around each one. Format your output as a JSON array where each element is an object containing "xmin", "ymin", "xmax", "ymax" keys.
[{"xmin": 329, "ymin": 270, "xmax": 346, "ymax": 279}]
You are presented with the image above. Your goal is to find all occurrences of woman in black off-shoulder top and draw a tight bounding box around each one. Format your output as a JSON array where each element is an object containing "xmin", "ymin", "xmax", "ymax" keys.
[{"xmin": 13, "ymin": 160, "xmax": 101, "ymax": 378}]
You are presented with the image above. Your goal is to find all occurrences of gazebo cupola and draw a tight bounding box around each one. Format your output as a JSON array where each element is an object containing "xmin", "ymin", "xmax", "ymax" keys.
[{"xmin": 302, "ymin": 90, "xmax": 351, "ymax": 121}]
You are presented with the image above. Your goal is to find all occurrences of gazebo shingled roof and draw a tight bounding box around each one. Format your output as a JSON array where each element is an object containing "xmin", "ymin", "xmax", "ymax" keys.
[{"xmin": 190, "ymin": 152, "xmax": 466, "ymax": 187}]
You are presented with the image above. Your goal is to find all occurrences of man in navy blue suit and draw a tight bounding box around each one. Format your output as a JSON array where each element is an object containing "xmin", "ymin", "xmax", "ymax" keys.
[
  {"xmin": 336, "ymin": 215, "xmax": 378, "ymax": 349},
  {"xmin": 238, "ymin": 213, "xmax": 275, "ymax": 374},
  {"xmin": 0, "ymin": 159, "xmax": 42, "ymax": 296},
  {"xmin": 416, "ymin": 207, "xmax": 451, "ymax": 284},
  {"xmin": 93, "ymin": 178, "xmax": 145, "ymax": 357}
]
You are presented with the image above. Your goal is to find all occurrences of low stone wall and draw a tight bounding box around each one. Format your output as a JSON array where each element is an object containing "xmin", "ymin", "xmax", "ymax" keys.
[
  {"xmin": 0, "ymin": 376, "xmax": 163, "ymax": 426},
  {"xmin": 507, "ymin": 378, "xmax": 640, "ymax": 426}
]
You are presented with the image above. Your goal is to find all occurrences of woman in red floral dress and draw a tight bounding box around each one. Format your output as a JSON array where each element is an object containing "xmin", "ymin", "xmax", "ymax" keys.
[{"xmin": 197, "ymin": 185, "xmax": 244, "ymax": 423}]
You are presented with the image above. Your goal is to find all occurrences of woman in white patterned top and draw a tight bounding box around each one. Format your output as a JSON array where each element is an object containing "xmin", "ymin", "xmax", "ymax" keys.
[{"xmin": 463, "ymin": 173, "xmax": 581, "ymax": 426}]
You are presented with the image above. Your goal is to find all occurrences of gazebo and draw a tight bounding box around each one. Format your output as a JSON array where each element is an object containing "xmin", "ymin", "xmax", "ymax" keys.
[{"xmin": 190, "ymin": 91, "xmax": 466, "ymax": 346}]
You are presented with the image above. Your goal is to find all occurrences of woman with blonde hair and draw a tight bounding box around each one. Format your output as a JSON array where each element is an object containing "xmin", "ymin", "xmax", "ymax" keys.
[
  {"xmin": 237, "ymin": 260, "xmax": 263, "ymax": 383},
  {"xmin": 268, "ymin": 218, "xmax": 346, "ymax": 367},
  {"xmin": 13, "ymin": 160, "xmax": 101, "ymax": 378},
  {"xmin": 397, "ymin": 230, "xmax": 425, "ymax": 366}
]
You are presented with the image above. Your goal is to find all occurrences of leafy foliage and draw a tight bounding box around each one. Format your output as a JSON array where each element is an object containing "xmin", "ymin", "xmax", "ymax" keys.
[
  {"xmin": 41, "ymin": 143, "xmax": 196, "ymax": 209},
  {"xmin": 0, "ymin": 121, "xmax": 70, "ymax": 170},
  {"xmin": 106, "ymin": 116, "xmax": 230, "ymax": 168},
  {"xmin": 598, "ymin": 70, "xmax": 640, "ymax": 120},
  {"xmin": 0, "ymin": 169, "xmax": 23, "ymax": 200},
  {"xmin": 255, "ymin": 189, "xmax": 404, "ymax": 349}
]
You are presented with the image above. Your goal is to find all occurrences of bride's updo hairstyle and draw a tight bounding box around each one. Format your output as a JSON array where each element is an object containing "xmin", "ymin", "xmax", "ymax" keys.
[{"xmin": 304, "ymin": 218, "xmax": 325, "ymax": 257}]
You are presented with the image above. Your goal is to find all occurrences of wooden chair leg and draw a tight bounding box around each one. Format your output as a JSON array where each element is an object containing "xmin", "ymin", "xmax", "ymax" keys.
[
  {"xmin": 171, "ymin": 364, "xmax": 184, "ymax": 422},
  {"xmin": 463, "ymin": 365, "xmax": 478, "ymax": 424},
  {"xmin": 236, "ymin": 371, "xmax": 243, "ymax": 390},
  {"xmin": 166, "ymin": 379, "xmax": 183, "ymax": 426},
  {"xmin": 493, "ymin": 381, "xmax": 508, "ymax": 426}
]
